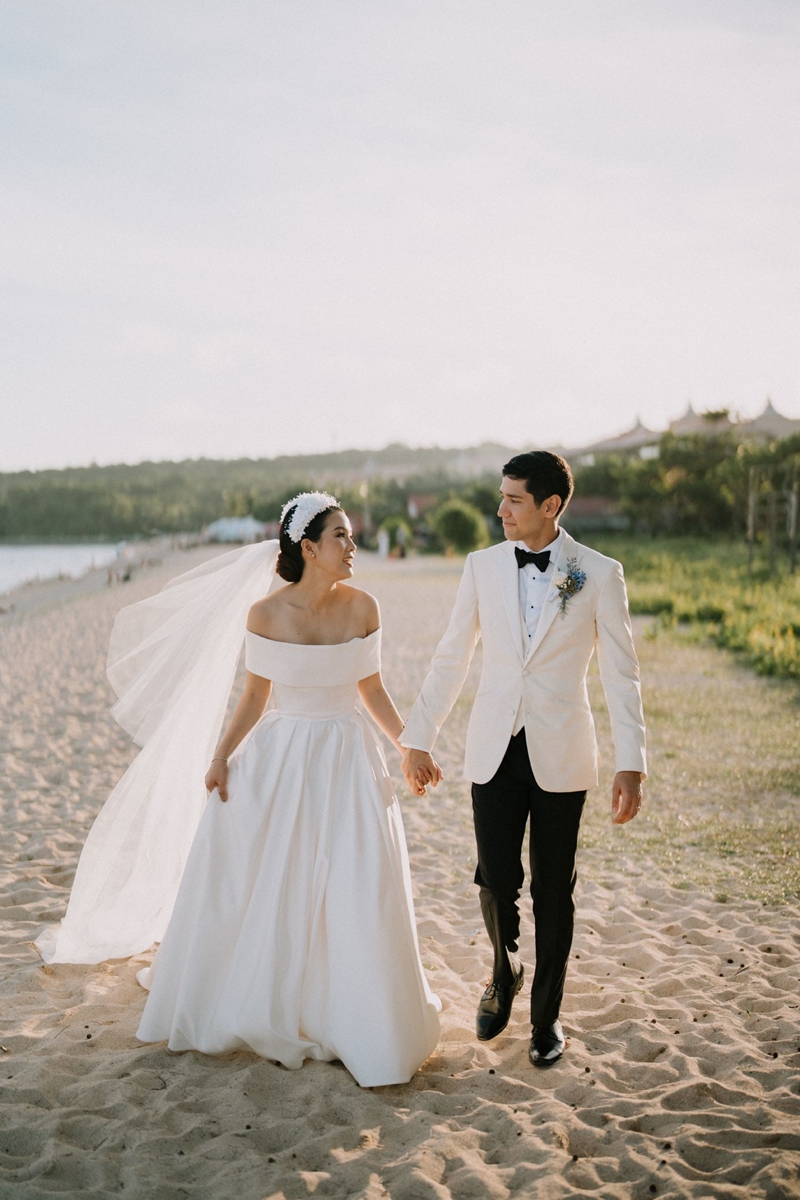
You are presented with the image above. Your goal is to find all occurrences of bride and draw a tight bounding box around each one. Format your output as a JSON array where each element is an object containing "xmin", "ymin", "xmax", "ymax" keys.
[{"xmin": 36, "ymin": 492, "xmax": 441, "ymax": 1088}]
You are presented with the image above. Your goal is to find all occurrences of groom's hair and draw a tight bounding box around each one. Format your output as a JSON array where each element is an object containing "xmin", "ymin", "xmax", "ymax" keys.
[{"xmin": 502, "ymin": 450, "xmax": 574, "ymax": 515}]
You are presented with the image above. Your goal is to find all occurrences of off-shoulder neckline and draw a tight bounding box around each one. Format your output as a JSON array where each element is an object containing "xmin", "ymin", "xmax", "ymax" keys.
[{"xmin": 245, "ymin": 627, "xmax": 381, "ymax": 648}]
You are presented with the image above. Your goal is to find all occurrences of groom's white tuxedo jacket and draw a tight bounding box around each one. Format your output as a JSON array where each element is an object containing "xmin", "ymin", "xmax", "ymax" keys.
[{"xmin": 400, "ymin": 532, "xmax": 647, "ymax": 791}]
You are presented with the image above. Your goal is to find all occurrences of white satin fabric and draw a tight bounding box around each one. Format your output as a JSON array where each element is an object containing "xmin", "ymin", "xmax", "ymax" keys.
[
  {"xmin": 35, "ymin": 540, "xmax": 281, "ymax": 964},
  {"xmin": 136, "ymin": 630, "xmax": 441, "ymax": 1087}
]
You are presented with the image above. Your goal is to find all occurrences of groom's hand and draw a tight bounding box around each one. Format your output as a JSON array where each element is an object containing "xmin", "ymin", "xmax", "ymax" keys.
[
  {"xmin": 611, "ymin": 771, "xmax": 644, "ymax": 824},
  {"xmin": 401, "ymin": 748, "xmax": 443, "ymax": 797}
]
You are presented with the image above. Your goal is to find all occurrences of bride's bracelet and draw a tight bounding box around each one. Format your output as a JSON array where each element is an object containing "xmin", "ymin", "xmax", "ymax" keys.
[{"xmin": 211, "ymin": 756, "xmax": 228, "ymax": 763}]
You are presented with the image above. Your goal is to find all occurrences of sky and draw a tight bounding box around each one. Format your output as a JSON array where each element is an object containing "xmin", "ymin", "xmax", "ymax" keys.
[{"xmin": 2, "ymin": 0, "xmax": 799, "ymax": 472}]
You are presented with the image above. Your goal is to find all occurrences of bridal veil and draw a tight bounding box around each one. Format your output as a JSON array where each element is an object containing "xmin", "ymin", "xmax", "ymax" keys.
[{"xmin": 35, "ymin": 540, "xmax": 279, "ymax": 964}]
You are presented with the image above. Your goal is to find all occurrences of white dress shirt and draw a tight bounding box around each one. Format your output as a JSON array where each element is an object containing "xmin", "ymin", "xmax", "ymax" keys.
[{"xmin": 512, "ymin": 529, "xmax": 562, "ymax": 735}]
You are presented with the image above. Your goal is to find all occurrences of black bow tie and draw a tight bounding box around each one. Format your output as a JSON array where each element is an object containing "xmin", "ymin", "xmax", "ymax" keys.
[{"xmin": 515, "ymin": 547, "xmax": 551, "ymax": 572}]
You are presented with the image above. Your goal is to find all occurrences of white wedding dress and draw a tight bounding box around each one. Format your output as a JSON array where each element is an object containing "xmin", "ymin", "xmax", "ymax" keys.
[{"xmin": 135, "ymin": 628, "xmax": 441, "ymax": 1088}]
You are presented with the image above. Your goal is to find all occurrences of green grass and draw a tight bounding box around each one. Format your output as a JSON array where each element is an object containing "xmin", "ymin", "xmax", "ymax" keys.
[
  {"xmin": 589, "ymin": 536, "xmax": 800, "ymax": 679},
  {"xmin": 582, "ymin": 620, "xmax": 800, "ymax": 904}
]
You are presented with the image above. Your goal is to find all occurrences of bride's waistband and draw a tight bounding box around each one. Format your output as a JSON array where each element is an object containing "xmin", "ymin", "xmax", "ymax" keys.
[
  {"xmin": 269, "ymin": 682, "xmax": 359, "ymax": 719},
  {"xmin": 268, "ymin": 705, "xmax": 360, "ymax": 720}
]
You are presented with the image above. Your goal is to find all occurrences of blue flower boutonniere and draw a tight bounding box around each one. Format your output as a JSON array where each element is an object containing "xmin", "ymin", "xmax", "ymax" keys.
[{"xmin": 552, "ymin": 557, "xmax": 587, "ymax": 616}]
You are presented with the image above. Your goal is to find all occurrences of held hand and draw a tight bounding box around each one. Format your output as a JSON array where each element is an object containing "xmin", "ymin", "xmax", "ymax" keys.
[
  {"xmin": 205, "ymin": 759, "xmax": 230, "ymax": 802},
  {"xmin": 611, "ymin": 771, "xmax": 643, "ymax": 825},
  {"xmin": 401, "ymin": 748, "xmax": 443, "ymax": 797},
  {"xmin": 422, "ymin": 755, "xmax": 444, "ymax": 792}
]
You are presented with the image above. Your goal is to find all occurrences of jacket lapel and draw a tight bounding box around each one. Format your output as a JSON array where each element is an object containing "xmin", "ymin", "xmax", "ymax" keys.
[
  {"xmin": 500, "ymin": 540, "xmax": 526, "ymax": 663},
  {"xmin": 524, "ymin": 530, "xmax": 577, "ymax": 663}
]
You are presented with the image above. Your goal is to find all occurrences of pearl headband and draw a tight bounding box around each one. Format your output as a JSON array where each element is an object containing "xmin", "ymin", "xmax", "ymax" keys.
[{"xmin": 280, "ymin": 491, "xmax": 341, "ymax": 543}]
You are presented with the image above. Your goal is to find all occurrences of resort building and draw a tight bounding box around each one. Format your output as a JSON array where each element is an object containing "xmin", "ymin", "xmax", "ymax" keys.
[{"xmin": 572, "ymin": 400, "xmax": 800, "ymax": 464}]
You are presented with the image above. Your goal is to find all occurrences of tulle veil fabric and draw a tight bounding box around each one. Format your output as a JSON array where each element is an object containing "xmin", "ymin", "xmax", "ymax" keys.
[{"xmin": 35, "ymin": 540, "xmax": 280, "ymax": 964}]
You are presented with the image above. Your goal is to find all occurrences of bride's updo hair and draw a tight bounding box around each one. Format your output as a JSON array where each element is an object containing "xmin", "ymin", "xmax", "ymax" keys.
[{"xmin": 277, "ymin": 502, "xmax": 343, "ymax": 582}]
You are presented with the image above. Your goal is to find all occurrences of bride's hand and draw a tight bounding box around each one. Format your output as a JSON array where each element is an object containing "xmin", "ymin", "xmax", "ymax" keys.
[
  {"xmin": 401, "ymin": 748, "xmax": 443, "ymax": 797},
  {"xmin": 205, "ymin": 759, "xmax": 230, "ymax": 802}
]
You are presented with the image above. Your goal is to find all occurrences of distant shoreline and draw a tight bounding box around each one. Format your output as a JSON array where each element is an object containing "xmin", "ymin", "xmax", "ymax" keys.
[
  {"xmin": 0, "ymin": 534, "xmax": 211, "ymax": 600},
  {"xmin": 0, "ymin": 562, "xmax": 110, "ymax": 616},
  {"xmin": 0, "ymin": 542, "xmax": 224, "ymax": 622}
]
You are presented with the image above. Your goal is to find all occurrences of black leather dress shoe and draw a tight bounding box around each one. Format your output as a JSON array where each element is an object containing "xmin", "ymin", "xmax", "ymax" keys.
[
  {"xmin": 476, "ymin": 967, "xmax": 525, "ymax": 1041},
  {"xmin": 529, "ymin": 1020, "xmax": 566, "ymax": 1066}
]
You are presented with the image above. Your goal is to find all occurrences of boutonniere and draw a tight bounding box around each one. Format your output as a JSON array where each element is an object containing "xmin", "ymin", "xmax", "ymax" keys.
[{"xmin": 552, "ymin": 557, "xmax": 587, "ymax": 615}]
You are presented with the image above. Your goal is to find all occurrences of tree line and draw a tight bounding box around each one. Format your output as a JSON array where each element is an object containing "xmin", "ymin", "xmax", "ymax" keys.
[
  {"xmin": 0, "ymin": 452, "xmax": 502, "ymax": 543},
  {"xmin": 575, "ymin": 431, "xmax": 800, "ymax": 536},
  {"xmin": 1, "ymin": 432, "xmax": 798, "ymax": 543}
]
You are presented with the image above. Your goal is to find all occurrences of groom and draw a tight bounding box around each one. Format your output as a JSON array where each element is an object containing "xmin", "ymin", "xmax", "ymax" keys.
[{"xmin": 400, "ymin": 451, "xmax": 646, "ymax": 1066}]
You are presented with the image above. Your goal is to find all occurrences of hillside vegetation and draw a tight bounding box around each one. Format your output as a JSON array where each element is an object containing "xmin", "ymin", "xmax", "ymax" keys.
[
  {"xmin": 0, "ymin": 447, "xmax": 511, "ymax": 540},
  {"xmin": 2, "ymin": 430, "xmax": 798, "ymax": 542}
]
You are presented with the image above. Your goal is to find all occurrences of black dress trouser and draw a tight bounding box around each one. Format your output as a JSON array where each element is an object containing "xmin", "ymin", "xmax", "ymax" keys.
[{"xmin": 471, "ymin": 730, "xmax": 586, "ymax": 1029}]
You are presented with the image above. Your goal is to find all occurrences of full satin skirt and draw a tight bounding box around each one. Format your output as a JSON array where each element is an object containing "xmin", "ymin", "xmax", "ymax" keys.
[{"xmin": 136, "ymin": 709, "xmax": 441, "ymax": 1087}]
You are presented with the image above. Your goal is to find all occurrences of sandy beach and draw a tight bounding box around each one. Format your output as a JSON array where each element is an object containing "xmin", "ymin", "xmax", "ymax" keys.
[{"xmin": 2, "ymin": 548, "xmax": 799, "ymax": 1199}]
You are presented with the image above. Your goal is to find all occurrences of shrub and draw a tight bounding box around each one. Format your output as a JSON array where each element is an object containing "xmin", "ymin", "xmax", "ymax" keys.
[{"xmin": 432, "ymin": 499, "xmax": 489, "ymax": 554}]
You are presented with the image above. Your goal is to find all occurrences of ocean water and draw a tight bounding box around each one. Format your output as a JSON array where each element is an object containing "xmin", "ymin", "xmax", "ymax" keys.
[{"xmin": 0, "ymin": 544, "xmax": 121, "ymax": 596}]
